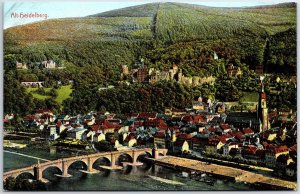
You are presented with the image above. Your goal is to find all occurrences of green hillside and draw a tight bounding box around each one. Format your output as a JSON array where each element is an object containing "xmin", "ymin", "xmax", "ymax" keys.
[
  {"xmin": 3, "ymin": 2, "xmax": 297, "ymax": 115},
  {"xmin": 4, "ymin": 2, "xmax": 296, "ymax": 74},
  {"xmin": 25, "ymin": 85, "xmax": 73, "ymax": 104},
  {"xmin": 90, "ymin": 3, "xmax": 159, "ymax": 17}
]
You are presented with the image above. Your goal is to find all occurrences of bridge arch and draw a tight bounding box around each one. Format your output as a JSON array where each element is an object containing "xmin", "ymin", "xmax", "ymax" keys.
[
  {"xmin": 15, "ymin": 172, "xmax": 35, "ymax": 181},
  {"xmin": 115, "ymin": 153, "xmax": 133, "ymax": 166},
  {"xmin": 67, "ymin": 160, "xmax": 88, "ymax": 173},
  {"xmin": 42, "ymin": 166, "xmax": 63, "ymax": 181},
  {"xmin": 136, "ymin": 151, "xmax": 152, "ymax": 162},
  {"xmin": 92, "ymin": 156, "xmax": 111, "ymax": 170}
]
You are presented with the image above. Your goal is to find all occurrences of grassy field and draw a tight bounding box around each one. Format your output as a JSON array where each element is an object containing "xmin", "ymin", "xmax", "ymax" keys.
[
  {"xmin": 25, "ymin": 85, "xmax": 73, "ymax": 106},
  {"xmin": 25, "ymin": 88, "xmax": 52, "ymax": 100},
  {"xmin": 240, "ymin": 92, "xmax": 259, "ymax": 102},
  {"xmin": 55, "ymin": 85, "xmax": 73, "ymax": 104}
]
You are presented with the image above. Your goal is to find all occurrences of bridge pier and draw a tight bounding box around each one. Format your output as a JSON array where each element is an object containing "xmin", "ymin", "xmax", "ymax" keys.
[
  {"xmin": 152, "ymin": 148, "xmax": 159, "ymax": 159},
  {"xmin": 61, "ymin": 160, "xmax": 72, "ymax": 178},
  {"xmin": 111, "ymin": 153, "xmax": 116, "ymax": 168},
  {"xmin": 34, "ymin": 166, "xmax": 43, "ymax": 181}
]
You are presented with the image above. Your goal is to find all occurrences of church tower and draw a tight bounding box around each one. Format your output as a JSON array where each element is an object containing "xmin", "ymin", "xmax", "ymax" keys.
[{"xmin": 257, "ymin": 76, "xmax": 269, "ymax": 132}]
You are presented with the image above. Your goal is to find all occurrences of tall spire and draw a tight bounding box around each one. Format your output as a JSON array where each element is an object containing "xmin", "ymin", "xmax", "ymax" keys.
[{"xmin": 259, "ymin": 76, "xmax": 265, "ymax": 92}]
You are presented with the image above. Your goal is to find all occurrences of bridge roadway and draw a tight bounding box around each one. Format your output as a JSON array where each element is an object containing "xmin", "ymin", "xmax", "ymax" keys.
[
  {"xmin": 147, "ymin": 156, "xmax": 297, "ymax": 190},
  {"xmin": 3, "ymin": 148, "xmax": 168, "ymax": 182}
]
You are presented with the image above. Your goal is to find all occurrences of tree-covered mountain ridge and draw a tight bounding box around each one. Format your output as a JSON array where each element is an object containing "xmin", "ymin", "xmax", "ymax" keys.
[
  {"xmin": 3, "ymin": 2, "xmax": 296, "ymax": 115},
  {"xmin": 4, "ymin": 2, "xmax": 296, "ymax": 74}
]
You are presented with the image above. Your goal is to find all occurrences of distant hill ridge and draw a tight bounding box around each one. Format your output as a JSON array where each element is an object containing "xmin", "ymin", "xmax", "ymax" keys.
[
  {"xmin": 88, "ymin": 2, "xmax": 296, "ymax": 17},
  {"xmin": 4, "ymin": 2, "xmax": 296, "ymax": 74}
]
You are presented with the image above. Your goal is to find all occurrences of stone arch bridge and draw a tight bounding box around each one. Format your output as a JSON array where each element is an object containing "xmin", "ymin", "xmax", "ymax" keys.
[{"xmin": 3, "ymin": 148, "xmax": 167, "ymax": 182}]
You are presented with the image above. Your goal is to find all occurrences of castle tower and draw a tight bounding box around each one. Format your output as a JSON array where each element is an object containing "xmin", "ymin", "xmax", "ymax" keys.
[
  {"xmin": 122, "ymin": 65, "xmax": 129, "ymax": 75},
  {"xmin": 257, "ymin": 76, "xmax": 269, "ymax": 132},
  {"xmin": 178, "ymin": 69, "xmax": 183, "ymax": 82}
]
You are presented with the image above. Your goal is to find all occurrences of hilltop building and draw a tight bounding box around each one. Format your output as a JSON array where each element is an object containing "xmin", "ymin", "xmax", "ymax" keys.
[
  {"xmin": 227, "ymin": 64, "xmax": 242, "ymax": 78},
  {"xmin": 16, "ymin": 62, "xmax": 27, "ymax": 69},
  {"xmin": 42, "ymin": 60, "xmax": 56, "ymax": 68},
  {"xmin": 124, "ymin": 64, "xmax": 215, "ymax": 87}
]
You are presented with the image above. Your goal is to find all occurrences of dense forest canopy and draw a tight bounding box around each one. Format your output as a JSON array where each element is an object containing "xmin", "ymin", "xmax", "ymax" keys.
[{"xmin": 3, "ymin": 2, "xmax": 297, "ymax": 115}]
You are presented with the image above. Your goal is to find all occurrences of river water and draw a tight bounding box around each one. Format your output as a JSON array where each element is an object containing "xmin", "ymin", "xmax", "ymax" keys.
[{"xmin": 4, "ymin": 148, "xmax": 254, "ymax": 191}]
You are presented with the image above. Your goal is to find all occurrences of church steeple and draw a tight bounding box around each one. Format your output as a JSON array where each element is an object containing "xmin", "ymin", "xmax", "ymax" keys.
[{"xmin": 258, "ymin": 76, "xmax": 269, "ymax": 132}]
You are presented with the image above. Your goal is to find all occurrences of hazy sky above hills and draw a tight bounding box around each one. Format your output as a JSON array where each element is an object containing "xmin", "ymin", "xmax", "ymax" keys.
[{"xmin": 4, "ymin": 1, "xmax": 290, "ymax": 29}]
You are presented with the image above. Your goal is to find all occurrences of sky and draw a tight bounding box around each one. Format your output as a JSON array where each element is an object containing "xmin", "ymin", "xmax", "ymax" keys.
[{"xmin": 3, "ymin": 1, "xmax": 292, "ymax": 29}]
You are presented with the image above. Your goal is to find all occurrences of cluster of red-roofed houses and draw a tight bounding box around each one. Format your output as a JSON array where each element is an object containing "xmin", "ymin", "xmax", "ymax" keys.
[{"xmin": 4, "ymin": 107, "xmax": 297, "ymax": 179}]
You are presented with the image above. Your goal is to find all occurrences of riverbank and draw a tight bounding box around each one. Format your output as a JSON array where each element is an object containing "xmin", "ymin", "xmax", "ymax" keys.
[{"xmin": 147, "ymin": 156, "xmax": 297, "ymax": 190}]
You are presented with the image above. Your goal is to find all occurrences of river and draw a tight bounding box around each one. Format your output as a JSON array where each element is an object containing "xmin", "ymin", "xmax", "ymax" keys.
[{"xmin": 4, "ymin": 147, "xmax": 255, "ymax": 191}]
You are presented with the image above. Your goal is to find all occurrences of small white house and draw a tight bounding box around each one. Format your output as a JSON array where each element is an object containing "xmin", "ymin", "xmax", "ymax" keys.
[
  {"xmin": 67, "ymin": 127, "xmax": 87, "ymax": 140},
  {"xmin": 93, "ymin": 133, "xmax": 106, "ymax": 142},
  {"xmin": 48, "ymin": 125, "xmax": 59, "ymax": 140}
]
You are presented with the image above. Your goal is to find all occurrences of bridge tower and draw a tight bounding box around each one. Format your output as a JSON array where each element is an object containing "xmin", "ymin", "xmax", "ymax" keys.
[
  {"xmin": 111, "ymin": 153, "xmax": 116, "ymax": 168},
  {"xmin": 152, "ymin": 144, "xmax": 159, "ymax": 159},
  {"xmin": 33, "ymin": 160, "xmax": 42, "ymax": 181}
]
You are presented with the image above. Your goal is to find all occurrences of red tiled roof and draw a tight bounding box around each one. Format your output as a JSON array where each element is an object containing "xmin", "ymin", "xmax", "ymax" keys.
[
  {"xmin": 138, "ymin": 112, "xmax": 157, "ymax": 119},
  {"xmin": 96, "ymin": 119, "xmax": 120, "ymax": 129},
  {"xmin": 229, "ymin": 131, "xmax": 244, "ymax": 140},
  {"xmin": 220, "ymin": 124, "xmax": 231, "ymax": 131},
  {"xmin": 207, "ymin": 137, "xmax": 220, "ymax": 146},
  {"xmin": 144, "ymin": 119, "xmax": 168, "ymax": 130},
  {"xmin": 182, "ymin": 115, "xmax": 193, "ymax": 123},
  {"xmin": 244, "ymin": 145, "xmax": 257, "ymax": 155},
  {"xmin": 243, "ymin": 128, "xmax": 254, "ymax": 134},
  {"xmin": 168, "ymin": 126, "xmax": 179, "ymax": 131},
  {"xmin": 133, "ymin": 120, "xmax": 144, "ymax": 127},
  {"xmin": 217, "ymin": 134, "xmax": 231, "ymax": 144},
  {"xmin": 178, "ymin": 133, "xmax": 192, "ymax": 140},
  {"xmin": 125, "ymin": 112, "xmax": 139, "ymax": 118},
  {"xmin": 193, "ymin": 115, "xmax": 205, "ymax": 123},
  {"xmin": 23, "ymin": 115, "xmax": 37, "ymax": 121},
  {"xmin": 154, "ymin": 132, "xmax": 166, "ymax": 138},
  {"xmin": 266, "ymin": 144, "xmax": 288, "ymax": 154},
  {"xmin": 71, "ymin": 124, "xmax": 81, "ymax": 128},
  {"xmin": 41, "ymin": 113, "xmax": 53, "ymax": 118},
  {"xmin": 37, "ymin": 109, "xmax": 52, "ymax": 114},
  {"xmin": 91, "ymin": 124, "xmax": 101, "ymax": 132},
  {"xmin": 289, "ymin": 144, "xmax": 297, "ymax": 153},
  {"xmin": 208, "ymin": 127, "xmax": 216, "ymax": 133}
]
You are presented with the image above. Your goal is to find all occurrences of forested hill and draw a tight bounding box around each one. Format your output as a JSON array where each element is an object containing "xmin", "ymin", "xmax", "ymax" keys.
[
  {"xmin": 3, "ymin": 2, "xmax": 297, "ymax": 115},
  {"xmin": 4, "ymin": 2, "xmax": 296, "ymax": 75}
]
